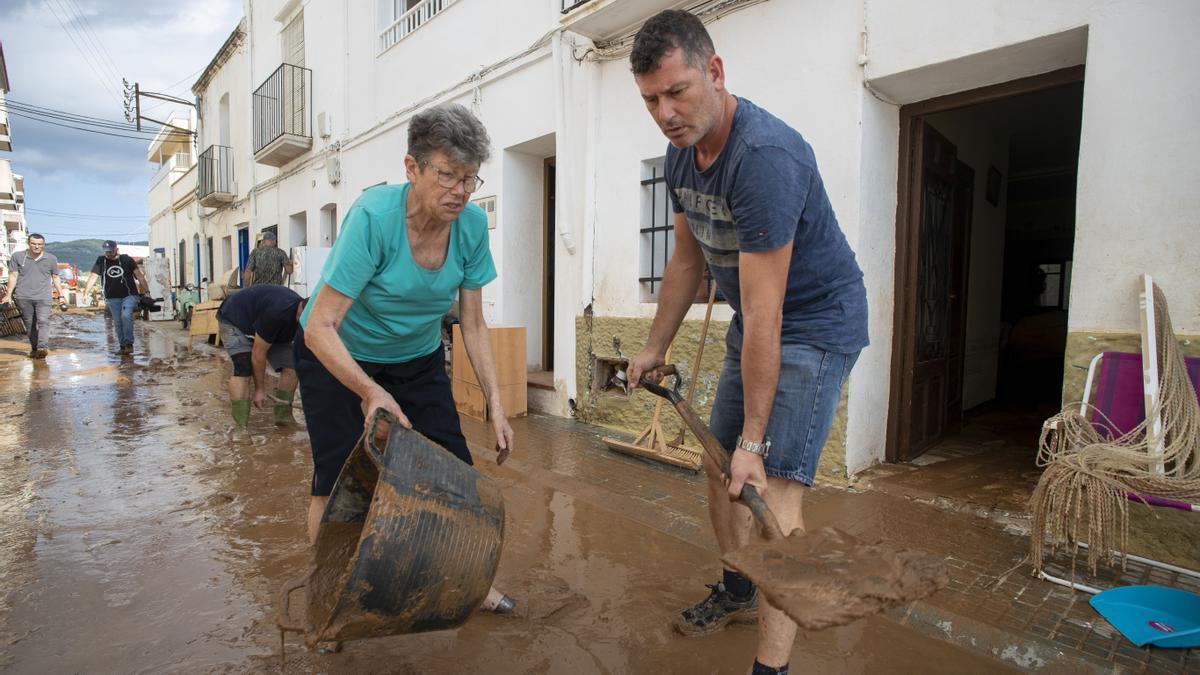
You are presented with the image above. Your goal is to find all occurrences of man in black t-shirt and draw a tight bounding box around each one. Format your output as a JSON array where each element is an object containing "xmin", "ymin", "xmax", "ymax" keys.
[
  {"xmin": 215, "ymin": 284, "xmax": 305, "ymax": 431},
  {"xmin": 82, "ymin": 241, "xmax": 149, "ymax": 355}
]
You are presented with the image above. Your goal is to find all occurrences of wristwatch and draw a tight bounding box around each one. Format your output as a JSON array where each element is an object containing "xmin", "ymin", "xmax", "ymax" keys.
[{"xmin": 735, "ymin": 435, "xmax": 771, "ymax": 459}]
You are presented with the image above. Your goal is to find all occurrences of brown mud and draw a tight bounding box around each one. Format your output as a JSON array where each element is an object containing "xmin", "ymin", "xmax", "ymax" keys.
[
  {"xmin": 0, "ymin": 313, "xmax": 1013, "ymax": 673},
  {"xmin": 724, "ymin": 526, "xmax": 949, "ymax": 631}
]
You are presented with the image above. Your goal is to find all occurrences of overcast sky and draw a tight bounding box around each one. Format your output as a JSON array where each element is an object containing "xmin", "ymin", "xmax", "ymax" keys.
[{"xmin": 1, "ymin": 0, "xmax": 241, "ymax": 242}]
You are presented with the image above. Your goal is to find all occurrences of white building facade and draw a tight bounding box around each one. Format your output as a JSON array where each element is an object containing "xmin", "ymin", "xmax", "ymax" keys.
[
  {"xmin": 0, "ymin": 44, "xmax": 30, "ymax": 278},
  {"xmin": 148, "ymin": 0, "xmax": 1200, "ymax": 481}
]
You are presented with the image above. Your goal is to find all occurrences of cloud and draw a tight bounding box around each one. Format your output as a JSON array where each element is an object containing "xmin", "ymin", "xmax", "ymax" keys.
[{"xmin": 0, "ymin": 0, "xmax": 242, "ymax": 241}]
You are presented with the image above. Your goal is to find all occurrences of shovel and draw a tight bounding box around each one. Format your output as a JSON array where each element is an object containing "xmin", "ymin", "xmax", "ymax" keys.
[{"xmin": 638, "ymin": 366, "xmax": 949, "ymax": 631}]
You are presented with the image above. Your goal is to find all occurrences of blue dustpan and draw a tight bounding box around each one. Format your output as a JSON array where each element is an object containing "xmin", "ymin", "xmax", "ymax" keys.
[{"xmin": 1090, "ymin": 585, "xmax": 1200, "ymax": 648}]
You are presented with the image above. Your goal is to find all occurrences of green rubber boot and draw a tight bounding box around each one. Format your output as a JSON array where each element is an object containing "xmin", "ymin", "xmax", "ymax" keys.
[
  {"xmin": 232, "ymin": 399, "xmax": 251, "ymax": 430},
  {"xmin": 273, "ymin": 390, "xmax": 296, "ymax": 425}
]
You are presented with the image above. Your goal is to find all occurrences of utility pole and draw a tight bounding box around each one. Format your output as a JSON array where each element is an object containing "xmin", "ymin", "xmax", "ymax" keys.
[{"xmin": 123, "ymin": 78, "xmax": 195, "ymax": 137}]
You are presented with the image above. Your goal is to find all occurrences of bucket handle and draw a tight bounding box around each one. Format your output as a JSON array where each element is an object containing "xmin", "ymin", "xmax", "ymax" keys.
[{"xmin": 364, "ymin": 407, "xmax": 399, "ymax": 467}]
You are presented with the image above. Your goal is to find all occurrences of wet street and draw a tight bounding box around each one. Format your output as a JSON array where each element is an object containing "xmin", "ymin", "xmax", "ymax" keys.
[{"xmin": 0, "ymin": 312, "xmax": 1020, "ymax": 673}]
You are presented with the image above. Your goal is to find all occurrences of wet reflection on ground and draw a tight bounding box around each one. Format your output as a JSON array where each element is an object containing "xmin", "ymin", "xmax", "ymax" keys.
[{"xmin": 0, "ymin": 313, "xmax": 1011, "ymax": 673}]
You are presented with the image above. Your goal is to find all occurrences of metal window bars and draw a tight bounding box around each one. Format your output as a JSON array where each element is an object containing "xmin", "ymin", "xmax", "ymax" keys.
[
  {"xmin": 561, "ymin": 0, "xmax": 595, "ymax": 13},
  {"xmin": 378, "ymin": 0, "xmax": 459, "ymax": 54},
  {"xmin": 198, "ymin": 145, "xmax": 234, "ymax": 200},
  {"xmin": 252, "ymin": 63, "xmax": 312, "ymax": 155}
]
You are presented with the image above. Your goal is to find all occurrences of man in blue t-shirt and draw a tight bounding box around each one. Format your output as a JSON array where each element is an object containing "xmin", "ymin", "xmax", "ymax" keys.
[
  {"xmin": 216, "ymin": 283, "xmax": 304, "ymax": 431},
  {"xmin": 626, "ymin": 11, "xmax": 868, "ymax": 675}
]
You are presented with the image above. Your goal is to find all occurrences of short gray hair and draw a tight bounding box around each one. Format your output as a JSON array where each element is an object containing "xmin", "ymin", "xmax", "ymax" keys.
[{"xmin": 407, "ymin": 104, "xmax": 492, "ymax": 167}]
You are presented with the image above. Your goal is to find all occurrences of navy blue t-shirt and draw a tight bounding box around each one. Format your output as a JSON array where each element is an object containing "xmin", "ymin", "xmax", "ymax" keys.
[
  {"xmin": 666, "ymin": 97, "xmax": 868, "ymax": 353},
  {"xmin": 216, "ymin": 284, "xmax": 303, "ymax": 345}
]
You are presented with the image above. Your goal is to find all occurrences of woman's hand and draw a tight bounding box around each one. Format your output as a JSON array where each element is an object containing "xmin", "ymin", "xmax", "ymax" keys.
[
  {"xmin": 361, "ymin": 385, "xmax": 412, "ymax": 442},
  {"xmin": 490, "ymin": 406, "xmax": 515, "ymax": 463}
]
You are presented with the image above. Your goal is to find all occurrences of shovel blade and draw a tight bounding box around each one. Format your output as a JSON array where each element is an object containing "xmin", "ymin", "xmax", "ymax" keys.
[{"xmin": 721, "ymin": 526, "xmax": 949, "ymax": 631}]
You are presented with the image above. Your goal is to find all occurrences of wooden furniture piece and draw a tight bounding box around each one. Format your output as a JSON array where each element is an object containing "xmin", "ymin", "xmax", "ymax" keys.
[
  {"xmin": 451, "ymin": 324, "xmax": 527, "ymax": 421},
  {"xmin": 188, "ymin": 299, "xmax": 223, "ymax": 350}
]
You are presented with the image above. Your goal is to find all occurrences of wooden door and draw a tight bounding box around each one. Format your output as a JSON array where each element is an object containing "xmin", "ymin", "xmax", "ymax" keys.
[{"xmin": 945, "ymin": 162, "xmax": 974, "ymax": 429}]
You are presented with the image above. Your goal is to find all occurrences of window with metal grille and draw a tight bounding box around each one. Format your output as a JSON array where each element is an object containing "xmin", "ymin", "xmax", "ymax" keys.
[{"xmin": 639, "ymin": 158, "xmax": 673, "ymax": 302}]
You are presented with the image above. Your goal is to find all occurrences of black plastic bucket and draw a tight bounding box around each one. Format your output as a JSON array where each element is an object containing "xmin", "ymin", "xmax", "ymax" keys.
[{"xmin": 279, "ymin": 410, "xmax": 505, "ymax": 645}]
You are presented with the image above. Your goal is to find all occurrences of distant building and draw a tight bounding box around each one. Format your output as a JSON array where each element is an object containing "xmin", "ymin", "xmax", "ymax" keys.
[{"xmin": 0, "ymin": 41, "xmax": 29, "ymax": 280}]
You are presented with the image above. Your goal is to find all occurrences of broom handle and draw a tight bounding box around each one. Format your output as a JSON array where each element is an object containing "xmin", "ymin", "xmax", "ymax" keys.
[{"xmin": 685, "ymin": 280, "xmax": 718, "ymax": 407}]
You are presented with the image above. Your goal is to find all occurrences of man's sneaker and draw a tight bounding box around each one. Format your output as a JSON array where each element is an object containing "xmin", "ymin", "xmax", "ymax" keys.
[
  {"xmin": 34, "ymin": 349, "xmax": 48, "ymax": 359},
  {"xmin": 120, "ymin": 344, "xmax": 134, "ymax": 355},
  {"xmin": 28, "ymin": 349, "xmax": 37, "ymax": 358},
  {"xmin": 672, "ymin": 582, "xmax": 757, "ymax": 637}
]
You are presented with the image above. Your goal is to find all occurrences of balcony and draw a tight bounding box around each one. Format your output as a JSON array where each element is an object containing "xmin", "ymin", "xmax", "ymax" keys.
[
  {"xmin": 252, "ymin": 63, "xmax": 312, "ymax": 167},
  {"xmin": 559, "ymin": 0, "xmax": 689, "ymax": 41},
  {"xmin": 198, "ymin": 145, "xmax": 235, "ymax": 207},
  {"xmin": 0, "ymin": 118, "xmax": 10, "ymax": 152},
  {"xmin": 13, "ymin": 176, "xmax": 22, "ymax": 203},
  {"xmin": 378, "ymin": 0, "xmax": 460, "ymax": 54},
  {"xmin": 149, "ymin": 152, "xmax": 192, "ymax": 190}
]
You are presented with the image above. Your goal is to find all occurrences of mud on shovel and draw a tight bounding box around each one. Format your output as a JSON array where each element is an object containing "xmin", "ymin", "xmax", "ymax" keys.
[{"xmin": 638, "ymin": 366, "xmax": 949, "ymax": 631}]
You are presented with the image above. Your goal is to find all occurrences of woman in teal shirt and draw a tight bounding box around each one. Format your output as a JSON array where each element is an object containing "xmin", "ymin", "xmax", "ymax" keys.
[{"xmin": 295, "ymin": 105, "xmax": 516, "ymax": 625}]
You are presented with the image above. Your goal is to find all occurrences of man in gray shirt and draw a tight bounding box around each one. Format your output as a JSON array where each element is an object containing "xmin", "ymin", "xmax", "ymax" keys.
[
  {"xmin": 242, "ymin": 230, "xmax": 293, "ymax": 286},
  {"xmin": 3, "ymin": 233, "xmax": 65, "ymax": 359}
]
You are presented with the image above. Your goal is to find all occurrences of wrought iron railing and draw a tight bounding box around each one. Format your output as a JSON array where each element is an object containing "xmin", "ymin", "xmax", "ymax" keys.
[
  {"xmin": 378, "ymin": 0, "xmax": 459, "ymax": 54},
  {"xmin": 561, "ymin": 0, "xmax": 595, "ymax": 13},
  {"xmin": 252, "ymin": 63, "xmax": 312, "ymax": 155},
  {"xmin": 198, "ymin": 145, "xmax": 234, "ymax": 200}
]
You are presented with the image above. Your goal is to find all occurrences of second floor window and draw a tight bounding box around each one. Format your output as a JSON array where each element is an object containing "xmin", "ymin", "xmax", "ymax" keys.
[{"xmin": 282, "ymin": 11, "xmax": 305, "ymax": 67}]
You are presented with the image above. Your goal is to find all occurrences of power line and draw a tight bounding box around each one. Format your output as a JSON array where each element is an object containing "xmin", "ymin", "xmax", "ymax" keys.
[
  {"xmin": 25, "ymin": 208, "xmax": 148, "ymax": 221},
  {"xmin": 43, "ymin": 0, "xmax": 123, "ymax": 105},
  {"xmin": 1, "ymin": 101, "xmax": 150, "ymax": 132},
  {"xmin": 34, "ymin": 230, "xmax": 147, "ymax": 237},
  {"xmin": 0, "ymin": 100, "xmax": 193, "ymax": 141},
  {"xmin": 61, "ymin": 0, "xmax": 124, "ymax": 87},
  {"xmin": 4, "ymin": 98, "xmax": 140, "ymax": 127},
  {"xmin": 2, "ymin": 108, "xmax": 192, "ymax": 141}
]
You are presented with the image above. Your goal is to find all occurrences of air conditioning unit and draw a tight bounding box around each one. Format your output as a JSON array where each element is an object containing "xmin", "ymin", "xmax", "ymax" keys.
[{"xmin": 473, "ymin": 195, "xmax": 496, "ymax": 229}]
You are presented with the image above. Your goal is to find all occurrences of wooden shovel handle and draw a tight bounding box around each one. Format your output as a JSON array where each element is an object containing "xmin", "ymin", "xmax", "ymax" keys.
[{"xmin": 665, "ymin": 388, "xmax": 785, "ymax": 540}]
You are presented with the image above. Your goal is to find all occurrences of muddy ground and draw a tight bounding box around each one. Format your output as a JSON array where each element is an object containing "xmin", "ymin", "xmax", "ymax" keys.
[{"xmin": 0, "ymin": 312, "xmax": 1014, "ymax": 673}]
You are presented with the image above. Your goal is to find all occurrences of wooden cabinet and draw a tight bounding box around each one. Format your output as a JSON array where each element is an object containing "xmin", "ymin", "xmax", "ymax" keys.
[{"xmin": 451, "ymin": 325, "xmax": 527, "ymax": 421}]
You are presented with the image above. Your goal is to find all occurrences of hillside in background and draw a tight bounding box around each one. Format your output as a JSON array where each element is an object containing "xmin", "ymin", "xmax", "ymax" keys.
[{"xmin": 45, "ymin": 239, "xmax": 148, "ymax": 270}]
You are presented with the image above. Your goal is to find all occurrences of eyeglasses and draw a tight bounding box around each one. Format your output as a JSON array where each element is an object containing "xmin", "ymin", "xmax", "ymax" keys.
[{"xmin": 426, "ymin": 164, "xmax": 484, "ymax": 193}]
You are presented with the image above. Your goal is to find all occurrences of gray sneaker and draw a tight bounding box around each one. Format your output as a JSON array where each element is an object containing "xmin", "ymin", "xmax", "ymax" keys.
[{"xmin": 673, "ymin": 582, "xmax": 758, "ymax": 637}]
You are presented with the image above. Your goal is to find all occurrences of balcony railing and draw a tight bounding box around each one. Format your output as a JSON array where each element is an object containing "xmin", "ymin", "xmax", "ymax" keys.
[
  {"xmin": 561, "ymin": 0, "xmax": 594, "ymax": 12},
  {"xmin": 198, "ymin": 145, "xmax": 235, "ymax": 207},
  {"xmin": 378, "ymin": 0, "xmax": 460, "ymax": 54},
  {"xmin": 149, "ymin": 152, "xmax": 192, "ymax": 189},
  {"xmin": 252, "ymin": 63, "xmax": 312, "ymax": 167}
]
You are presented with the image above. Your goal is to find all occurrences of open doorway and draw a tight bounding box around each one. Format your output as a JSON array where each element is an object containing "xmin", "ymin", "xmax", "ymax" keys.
[{"xmin": 884, "ymin": 67, "xmax": 1084, "ymax": 509}]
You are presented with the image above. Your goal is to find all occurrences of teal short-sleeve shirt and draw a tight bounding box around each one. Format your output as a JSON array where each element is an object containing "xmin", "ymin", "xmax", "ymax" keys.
[{"xmin": 300, "ymin": 183, "xmax": 497, "ymax": 363}]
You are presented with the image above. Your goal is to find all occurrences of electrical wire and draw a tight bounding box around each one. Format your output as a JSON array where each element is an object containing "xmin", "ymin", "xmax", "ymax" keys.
[
  {"xmin": 2, "ymin": 108, "xmax": 192, "ymax": 141},
  {"xmin": 1, "ymin": 101, "xmax": 150, "ymax": 132},
  {"xmin": 42, "ymin": 0, "xmax": 123, "ymax": 105},
  {"xmin": 61, "ymin": 0, "xmax": 124, "ymax": 87},
  {"xmin": 25, "ymin": 208, "xmax": 148, "ymax": 221}
]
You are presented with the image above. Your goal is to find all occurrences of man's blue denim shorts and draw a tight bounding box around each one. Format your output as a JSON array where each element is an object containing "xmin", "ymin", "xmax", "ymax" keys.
[{"xmin": 709, "ymin": 319, "xmax": 860, "ymax": 486}]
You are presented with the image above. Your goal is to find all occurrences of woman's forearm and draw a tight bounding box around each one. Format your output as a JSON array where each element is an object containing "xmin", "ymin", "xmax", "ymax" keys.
[{"xmin": 306, "ymin": 321, "xmax": 380, "ymax": 400}]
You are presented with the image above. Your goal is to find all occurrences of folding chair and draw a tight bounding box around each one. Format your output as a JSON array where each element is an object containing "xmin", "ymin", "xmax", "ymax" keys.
[{"xmin": 1037, "ymin": 279, "xmax": 1200, "ymax": 594}]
